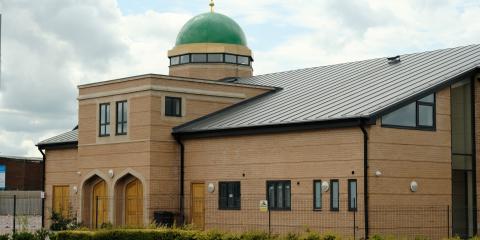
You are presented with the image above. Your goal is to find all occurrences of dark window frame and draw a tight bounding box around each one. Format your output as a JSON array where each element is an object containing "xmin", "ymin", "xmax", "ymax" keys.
[
  {"xmin": 207, "ymin": 53, "xmax": 224, "ymax": 63},
  {"xmin": 169, "ymin": 53, "xmax": 252, "ymax": 66},
  {"xmin": 348, "ymin": 179, "xmax": 357, "ymax": 212},
  {"xmin": 165, "ymin": 96, "xmax": 182, "ymax": 117},
  {"xmin": 330, "ymin": 179, "xmax": 339, "ymax": 211},
  {"xmin": 115, "ymin": 100, "xmax": 128, "ymax": 135},
  {"xmin": 99, "ymin": 103, "xmax": 110, "ymax": 137},
  {"xmin": 381, "ymin": 93, "xmax": 436, "ymax": 131},
  {"xmin": 313, "ymin": 180, "xmax": 322, "ymax": 211},
  {"xmin": 218, "ymin": 181, "xmax": 241, "ymax": 210},
  {"xmin": 266, "ymin": 180, "xmax": 291, "ymax": 211}
]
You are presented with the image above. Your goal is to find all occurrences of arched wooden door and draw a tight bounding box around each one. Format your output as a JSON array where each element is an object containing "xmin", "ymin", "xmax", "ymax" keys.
[
  {"xmin": 125, "ymin": 179, "xmax": 143, "ymax": 226},
  {"xmin": 92, "ymin": 180, "xmax": 108, "ymax": 228}
]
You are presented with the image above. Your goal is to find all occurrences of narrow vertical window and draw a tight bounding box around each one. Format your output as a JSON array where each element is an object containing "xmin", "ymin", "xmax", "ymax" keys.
[
  {"xmin": 313, "ymin": 180, "xmax": 322, "ymax": 210},
  {"xmin": 266, "ymin": 180, "xmax": 291, "ymax": 210},
  {"xmin": 116, "ymin": 101, "xmax": 128, "ymax": 135},
  {"xmin": 330, "ymin": 180, "xmax": 339, "ymax": 211},
  {"xmin": 348, "ymin": 179, "xmax": 357, "ymax": 211},
  {"xmin": 99, "ymin": 103, "xmax": 110, "ymax": 136},
  {"xmin": 165, "ymin": 97, "xmax": 182, "ymax": 117},
  {"xmin": 218, "ymin": 181, "xmax": 241, "ymax": 210}
]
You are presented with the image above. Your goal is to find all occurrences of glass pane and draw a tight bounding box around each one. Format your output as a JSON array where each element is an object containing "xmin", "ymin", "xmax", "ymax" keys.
[
  {"xmin": 180, "ymin": 55, "xmax": 190, "ymax": 64},
  {"xmin": 332, "ymin": 182, "xmax": 339, "ymax": 209},
  {"xmin": 268, "ymin": 184, "xmax": 275, "ymax": 209},
  {"xmin": 452, "ymin": 154, "xmax": 472, "ymax": 170},
  {"xmin": 285, "ymin": 183, "xmax": 291, "ymax": 208},
  {"xmin": 100, "ymin": 105, "xmax": 106, "ymax": 123},
  {"xmin": 419, "ymin": 94, "xmax": 434, "ymax": 103},
  {"xmin": 105, "ymin": 125, "xmax": 110, "ymax": 135},
  {"xmin": 225, "ymin": 54, "xmax": 237, "ymax": 63},
  {"xmin": 106, "ymin": 105, "xmax": 110, "ymax": 123},
  {"xmin": 117, "ymin": 103, "xmax": 122, "ymax": 122},
  {"xmin": 170, "ymin": 56, "xmax": 180, "ymax": 65},
  {"xmin": 174, "ymin": 99, "xmax": 181, "ymax": 116},
  {"xmin": 451, "ymin": 81, "xmax": 472, "ymax": 155},
  {"xmin": 123, "ymin": 102, "xmax": 128, "ymax": 122},
  {"xmin": 349, "ymin": 181, "xmax": 357, "ymax": 209},
  {"xmin": 418, "ymin": 105, "xmax": 433, "ymax": 126},
  {"xmin": 238, "ymin": 56, "xmax": 249, "ymax": 65},
  {"xmin": 191, "ymin": 54, "xmax": 207, "ymax": 62},
  {"xmin": 382, "ymin": 102, "xmax": 416, "ymax": 127},
  {"xmin": 277, "ymin": 184, "xmax": 283, "ymax": 208},
  {"xmin": 208, "ymin": 54, "xmax": 223, "ymax": 62},
  {"xmin": 315, "ymin": 182, "xmax": 321, "ymax": 209}
]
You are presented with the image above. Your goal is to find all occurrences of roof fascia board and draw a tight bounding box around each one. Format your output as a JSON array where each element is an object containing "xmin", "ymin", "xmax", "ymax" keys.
[
  {"xmin": 37, "ymin": 142, "xmax": 78, "ymax": 150},
  {"xmin": 78, "ymin": 74, "xmax": 276, "ymax": 91},
  {"xmin": 372, "ymin": 66, "xmax": 480, "ymax": 118},
  {"xmin": 173, "ymin": 117, "xmax": 375, "ymax": 139}
]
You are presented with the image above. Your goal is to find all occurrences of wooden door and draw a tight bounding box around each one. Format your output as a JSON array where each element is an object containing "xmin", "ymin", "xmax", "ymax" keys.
[
  {"xmin": 125, "ymin": 179, "xmax": 143, "ymax": 226},
  {"xmin": 92, "ymin": 180, "xmax": 108, "ymax": 228},
  {"xmin": 52, "ymin": 186, "xmax": 69, "ymax": 217},
  {"xmin": 191, "ymin": 183, "xmax": 205, "ymax": 229}
]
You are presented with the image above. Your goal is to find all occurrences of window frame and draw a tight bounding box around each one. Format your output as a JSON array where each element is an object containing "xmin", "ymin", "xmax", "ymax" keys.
[
  {"xmin": 381, "ymin": 93, "xmax": 436, "ymax": 131},
  {"xmin": 313, "ymin": 180, "xmax": 322, "ymax": 211},
  {"xmin": 330, "ymin": 179, "xmax": 339, "ymax": 211},
  {"xmin": 169, "ymin": 53, "xmax": 251, "ymax": 66},
  {"xmin": 218, "ymin": 181, "xmax": 241, "ymax": 210},
  {"xmin": 348, "ymin": 179, "xmax": 357, "ymax": 212},
  {"xmin": 165, "ymin": 96, "xmax": 182, "ymax": 117},
  {"xmin": 266, "ymin": 180, "xmax": 291, "ymax": 211},
  {"xmin": 99, "ymin": 103, "xmax": 110, "ymax": 137},
  {"xmin": 115, "ymin": 100, "xmax": 128, "ymax": 135}
]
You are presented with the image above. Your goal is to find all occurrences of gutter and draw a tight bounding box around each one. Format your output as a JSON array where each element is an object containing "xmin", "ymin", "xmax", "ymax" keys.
[
  {"xmin": 359, "ymin": 121, "xmax": 369, "ymax": 239},
  {"xmin": 37, "ymin": 147, "xmax": 46, "ymax": 228},
  {"xmin": 174, "ymin": 136, "xmax": 185, "ymax": 224}
]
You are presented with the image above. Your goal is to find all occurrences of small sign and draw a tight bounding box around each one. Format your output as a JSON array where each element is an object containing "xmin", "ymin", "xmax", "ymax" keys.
[
  {"xmin": 259, "ymin": 200, "xmax": 268, "ymax": 212},
  {"xmin": 40, "ymin": 192, "xmax": 45, "ymax": 199}
]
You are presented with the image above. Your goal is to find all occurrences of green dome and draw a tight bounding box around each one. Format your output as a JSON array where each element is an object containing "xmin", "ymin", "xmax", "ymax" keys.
[{"xmin": 175, "ymin": 12, "xmax": 247, "ymax": 46}]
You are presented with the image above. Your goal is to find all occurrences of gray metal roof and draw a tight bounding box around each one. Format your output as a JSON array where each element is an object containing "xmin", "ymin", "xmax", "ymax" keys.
[
  {"xmin": 174, "ymin": 44, "xmax": 480, "ymax": 133},
  {"xmin": 37, "ymin": 129, "xmax": 78, "ymax": 147}
]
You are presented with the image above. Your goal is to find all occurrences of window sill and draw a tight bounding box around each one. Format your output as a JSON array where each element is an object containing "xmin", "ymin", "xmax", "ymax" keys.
[
  {"xmin": 99, "ymin": 134, "xmax": 110, "ymax": 137},
  {"xmin": 218, "ymin": 208, "xmax": 241, "ymax": 211},
  {"xmin": 381, "ymin": 124, "xmax": 435, "ymax": 131}
]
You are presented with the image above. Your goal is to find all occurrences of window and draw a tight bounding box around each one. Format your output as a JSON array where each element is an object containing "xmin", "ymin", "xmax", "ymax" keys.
[
  {"xmin": 165, "ymin": 96, "xmax": 182, "ymax": 117},
  {"xmin": 381, "ymin": 93, "xmax": 435, "ymax": 129},
  {"xmin": 116, "ymin": 101, "xmax": 128, "ymax": 135},
  {"xmin": 219, "ymin": 181, "xmax": 241, "ymax": 210},
  {"xmin": 348, "ymin": 180, "xmax": 357, "ymax": 211},
  {"xmin": 267, "ymin": 180, "xmax": 291, "ymax": 210},
  {"xmin": 238, "ymin": 56, "xmax": 250, "ymax": 65},
  {"xmin": 180, "ymin": 54, "xmax": 190, "ymax": 64},
  {"xmin": 330, "ymin": 180, "xmax": 339, "ymax": 211},
  {"xmin": 170, "ymin": 56, "xmax": 180, "ymax": 65},
  {"xmin": 191, "ymin": 53, "xmax": 207, "ymax": 63},
  {"xmin": 53, "ymin": 185, "xmax": 70, "ymax": 218},
  {"xmin": 208, "ymin": 53, "xmax": 224, "ymax": 62},
  {"xmin": 225, "ymin": 54, "xmax": 237, "ymax": 63},
  {"xmin": 313, "ymin": 180, "xmax": 322, "ymax": 210},
  {"xmin": 99, "ymin": 103, "xmax": 110, "ymax": 136}
]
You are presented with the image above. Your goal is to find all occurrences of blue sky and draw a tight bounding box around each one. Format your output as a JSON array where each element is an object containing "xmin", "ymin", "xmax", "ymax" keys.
[{"xmin": 0, "ymin": 0, "xmax": 480, "ymax": 157}]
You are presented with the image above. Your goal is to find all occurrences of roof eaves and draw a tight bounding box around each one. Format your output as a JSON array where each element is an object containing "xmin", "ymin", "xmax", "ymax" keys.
[
  {"xmin": 36, "ymin": 141, "xmax": 78, "ymax": 149},
  {"xmin": 173, "ymin": 116, "xmax": 375, "ymax": 139}
]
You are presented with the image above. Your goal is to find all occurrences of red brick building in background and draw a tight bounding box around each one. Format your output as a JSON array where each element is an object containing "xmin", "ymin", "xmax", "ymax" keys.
[{"xmin": 0, "ymin": 155, "xmax": 43, "ymax": 191}]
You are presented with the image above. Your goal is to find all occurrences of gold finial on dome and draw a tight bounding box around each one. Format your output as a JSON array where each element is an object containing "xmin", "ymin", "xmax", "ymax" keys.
[{"xmin": 209, "ymin": 0, "xmax": 215, "ymax": 13}]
